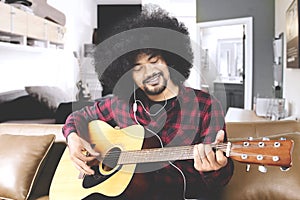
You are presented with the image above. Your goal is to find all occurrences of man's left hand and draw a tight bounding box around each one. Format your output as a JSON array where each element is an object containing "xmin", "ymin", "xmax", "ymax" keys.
[{"xmin": 193, "ymin": 130, "xmax": 228, "ymax": 172}]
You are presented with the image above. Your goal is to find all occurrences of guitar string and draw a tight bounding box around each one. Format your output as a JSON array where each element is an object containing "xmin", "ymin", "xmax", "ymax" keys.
[
  {"xmin": 100, "ymin": 150, "xmax": 280, "ymax": 170},
  {"xmin": 99, "ymin": 144, "xmax": 279, "ymax": 162},
  {"xmin": 102, "ymin": 144, "xmax": 230, "ymax": 160},
  {"xmin": 100, "ymin": 144, "xmax": 229, "ymax": 157}
]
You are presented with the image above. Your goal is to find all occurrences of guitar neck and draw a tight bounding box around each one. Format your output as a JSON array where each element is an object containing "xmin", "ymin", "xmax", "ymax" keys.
[
  {"xmin": 118, "ymin": 144, "xmax": 228, "ymax": 164},
  {"xmin": 116, "ymin": 140, "xmax": 293, "ymax": 167}
]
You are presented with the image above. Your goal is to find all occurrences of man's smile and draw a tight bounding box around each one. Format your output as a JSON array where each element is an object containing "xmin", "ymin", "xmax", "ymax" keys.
[{"xmin": 143, "ymin": 72, "xmax": 163, "ymax": 86}]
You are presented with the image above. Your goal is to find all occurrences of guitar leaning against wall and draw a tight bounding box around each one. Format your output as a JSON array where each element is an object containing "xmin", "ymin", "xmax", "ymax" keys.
[{"xmin": 50, "ymin": 120, "xmax": 294, "ymax": 199}]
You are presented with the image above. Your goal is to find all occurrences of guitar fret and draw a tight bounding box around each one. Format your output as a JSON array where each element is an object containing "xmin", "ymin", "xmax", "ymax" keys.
[{"xmin": 119, "ymin": 146, "xmax": 195, "ymax": 164}]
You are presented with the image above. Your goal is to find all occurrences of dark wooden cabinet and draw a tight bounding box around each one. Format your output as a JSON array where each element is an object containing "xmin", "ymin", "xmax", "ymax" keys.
[{"xmin": 213, "ymin": 82, "xmax": 244, "ymax": 112}]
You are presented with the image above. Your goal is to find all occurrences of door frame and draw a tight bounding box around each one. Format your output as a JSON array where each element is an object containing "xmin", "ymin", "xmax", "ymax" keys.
[{"xmin": 197, "ymin": 17, "xmax": 253, "ymax": 110}]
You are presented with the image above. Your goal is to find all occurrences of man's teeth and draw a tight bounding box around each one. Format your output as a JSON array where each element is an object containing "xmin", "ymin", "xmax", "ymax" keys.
[{"xmin": 146, "ymin": 74, "xmax": 160, "ymax": 83}]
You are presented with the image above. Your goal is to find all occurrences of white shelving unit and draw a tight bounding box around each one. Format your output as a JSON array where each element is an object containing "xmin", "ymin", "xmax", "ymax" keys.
[{"xmin": 0, "ymin": 1, "xmax": 66, "ymax": 50}]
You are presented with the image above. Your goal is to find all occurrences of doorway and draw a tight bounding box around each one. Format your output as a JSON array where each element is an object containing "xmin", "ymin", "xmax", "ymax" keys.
[{"xmin": 197, "ymin": 17, "xmax": 253, "ymax": 110}]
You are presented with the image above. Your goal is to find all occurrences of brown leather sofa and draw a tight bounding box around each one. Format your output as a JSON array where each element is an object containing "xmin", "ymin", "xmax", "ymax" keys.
[
  {"xmin": 0, "ymin": 124, "xmax": 66, "ymax": 200},
  {"xmin": 0, "ymin": 120, "xmax": 300, "ymax": 200}
]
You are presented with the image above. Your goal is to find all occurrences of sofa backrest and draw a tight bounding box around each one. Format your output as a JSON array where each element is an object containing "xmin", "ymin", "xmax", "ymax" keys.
[
  {"xmin": 226, "ymin": 120, "xmax": 300, "ymax": 139},
  {"xmin": 0, "ymin": 123, "xmax": 65, "ymax": 142}
]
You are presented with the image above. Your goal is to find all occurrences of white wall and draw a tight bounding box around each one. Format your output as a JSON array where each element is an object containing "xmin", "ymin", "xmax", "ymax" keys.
[
  {"xmin": 0, "ymin": 0, "xmax": 97, "ymax": 97},
  {"xmin": 275, "ymin": 0, "xmax": 300, "ymax": 117}
]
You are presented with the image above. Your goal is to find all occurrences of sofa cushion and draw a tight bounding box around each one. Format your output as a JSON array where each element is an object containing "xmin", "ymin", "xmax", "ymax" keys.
[
  {"xmin": 222, "ymin": 132, "xmax": 300, "ymax": 200},
  {"xmin": 25, "ymin": 86, "xmax": 74, "ymax": 111},
  {"xmin": 0, "ymin": 134, "xmax": 55, "ymax": 200},
  {"xmin": 0, "ymin": 89, "xmax": 28, "ymax": 104},
  {"xmin": 0, "ymin": 95, "xmax": 55, "ymax": 123}
]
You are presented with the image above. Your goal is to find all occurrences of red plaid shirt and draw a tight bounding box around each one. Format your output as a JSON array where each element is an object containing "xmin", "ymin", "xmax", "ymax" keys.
[{"xmin": 63, "ymin": 86, "xmax": 233, "ymax": 199}]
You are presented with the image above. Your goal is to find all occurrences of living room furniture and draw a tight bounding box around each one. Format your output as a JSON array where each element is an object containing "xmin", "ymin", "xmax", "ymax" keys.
[
  {"xmin": 0, "ymin": 120, "xmax": 300, "ymax": 199},
  {"xmin": 0, "ymin": 87, "xmax": 94, "ymax": 124},
  {"xmin": 0, "ymin": 1, "xmax": 65, "ymax": 49},
  {"xmin": 0, "ymin": 123, "xmax": 65, "ymax": 200}
]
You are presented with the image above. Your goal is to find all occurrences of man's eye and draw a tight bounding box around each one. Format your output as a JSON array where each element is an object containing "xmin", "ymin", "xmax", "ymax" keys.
[
  {"xmin": 150, "ymin": 58, "xmax": 158, "ymax": 64},
  {"xmin": 133, "ymin": 65, "xmax": 142, "ymax": 71}
]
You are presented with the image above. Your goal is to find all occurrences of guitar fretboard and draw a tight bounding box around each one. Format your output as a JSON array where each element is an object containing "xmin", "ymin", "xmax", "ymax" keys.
[{"xmin": 118, "ymin": 145, "xmax": 196, "ymax": 164}]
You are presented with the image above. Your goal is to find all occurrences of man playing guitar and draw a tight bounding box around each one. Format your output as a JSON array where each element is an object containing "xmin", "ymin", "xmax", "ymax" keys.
[{"xmin": 63, "ymin": 4, "xmax": 234, "ymax": 200}]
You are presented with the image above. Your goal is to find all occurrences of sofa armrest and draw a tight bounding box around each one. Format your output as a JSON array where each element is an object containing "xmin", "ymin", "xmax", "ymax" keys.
[{"xmin": 0, "ymin": 134, "xmax": 56, "ymax": 200}]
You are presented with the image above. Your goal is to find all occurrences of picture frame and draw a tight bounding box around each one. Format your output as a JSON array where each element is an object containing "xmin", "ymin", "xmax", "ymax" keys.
[{"xmin": 286, "ymin": 0, "xmax": 300, "ymax": 68}]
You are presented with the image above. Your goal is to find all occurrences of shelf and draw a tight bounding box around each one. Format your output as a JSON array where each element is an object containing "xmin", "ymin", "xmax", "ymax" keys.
[
  {"xmin": 0, "ymin": 1, "xmax": 66, "ymax": 51},
  {"xmin": 0, "ymin": 41, "xmax": 64, "ymax": 53}
]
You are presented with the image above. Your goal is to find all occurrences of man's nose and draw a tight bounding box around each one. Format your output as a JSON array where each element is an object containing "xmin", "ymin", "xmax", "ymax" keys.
[{"xmin": 143, "ymin": 64, "xmax": 155, "ymax": 76}]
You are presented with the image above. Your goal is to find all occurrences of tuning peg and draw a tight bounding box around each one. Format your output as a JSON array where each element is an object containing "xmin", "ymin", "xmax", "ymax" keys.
[
  {"xmin": 262, "ymin": 137, "xmax": 270, "ymax": 141},
  {"xmin": 246, "ymin": 164, "xmax": 251, "ymax": 172},
  {"xmin": 258, "ymin": 165, "xmax": 267, "ymax": 173},
  {"xmin": 280, "ymin": 166, "xmax": 290, "ymax": 172},
  {"xmin": 280, "ymin": 137, "xmax": 287, "ymax": 141},
  {"xmin": 248, "ymin": 137, "xmax": 254, "ymax": 141}
]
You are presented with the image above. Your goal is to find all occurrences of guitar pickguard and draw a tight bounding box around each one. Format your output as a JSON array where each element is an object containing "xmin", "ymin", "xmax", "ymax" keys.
[{"xmin": 83, "ymin": 165, "xmax": 122, "ymax": 188}]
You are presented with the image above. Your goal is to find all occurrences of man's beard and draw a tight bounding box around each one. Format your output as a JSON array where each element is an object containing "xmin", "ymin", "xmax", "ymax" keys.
[
  {"xmin": 144, "ymin": 84, "xmax": 166, "ymax": 95},
  {"xmin": 143, "ymin": 72, "xmax": 167, "ymax": 95}
]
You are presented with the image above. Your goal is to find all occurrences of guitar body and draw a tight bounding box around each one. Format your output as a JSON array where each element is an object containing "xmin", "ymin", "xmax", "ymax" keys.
[{"xmin": 50, "ymin": 120, "xmax": 178, "ymax": 199}]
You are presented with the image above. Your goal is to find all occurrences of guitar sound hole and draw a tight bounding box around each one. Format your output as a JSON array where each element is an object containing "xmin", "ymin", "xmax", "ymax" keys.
[{"xmin": 102, "ymin": 147, "xmax": 121, "ymax": 171}]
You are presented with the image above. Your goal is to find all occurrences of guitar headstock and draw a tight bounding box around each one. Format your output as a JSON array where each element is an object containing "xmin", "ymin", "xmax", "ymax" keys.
[{"xmin": 229, "ymin": 138, "xmax": 294, "ymax": 168}]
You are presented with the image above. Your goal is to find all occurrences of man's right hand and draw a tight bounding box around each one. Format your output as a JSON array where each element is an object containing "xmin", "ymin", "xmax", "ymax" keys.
[{"xmin": 67, "ymin": 132, "xmax": 100, "ymax": 175}]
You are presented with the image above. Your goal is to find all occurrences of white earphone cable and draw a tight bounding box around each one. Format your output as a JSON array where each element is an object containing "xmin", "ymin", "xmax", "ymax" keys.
[
  {"xmin": 133, "ymin": 84, "xmax": 168, "ymax": 116},
  {"xmin": 132, "ymin": 85, "xmax": 195, "ymax": 200}
]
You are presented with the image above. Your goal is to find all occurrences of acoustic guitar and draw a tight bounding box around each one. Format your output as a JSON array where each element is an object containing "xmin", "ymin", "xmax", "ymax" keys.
[{"xmin": 50, "ymin": 120, "xmax": 294, "ymax": 199}]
